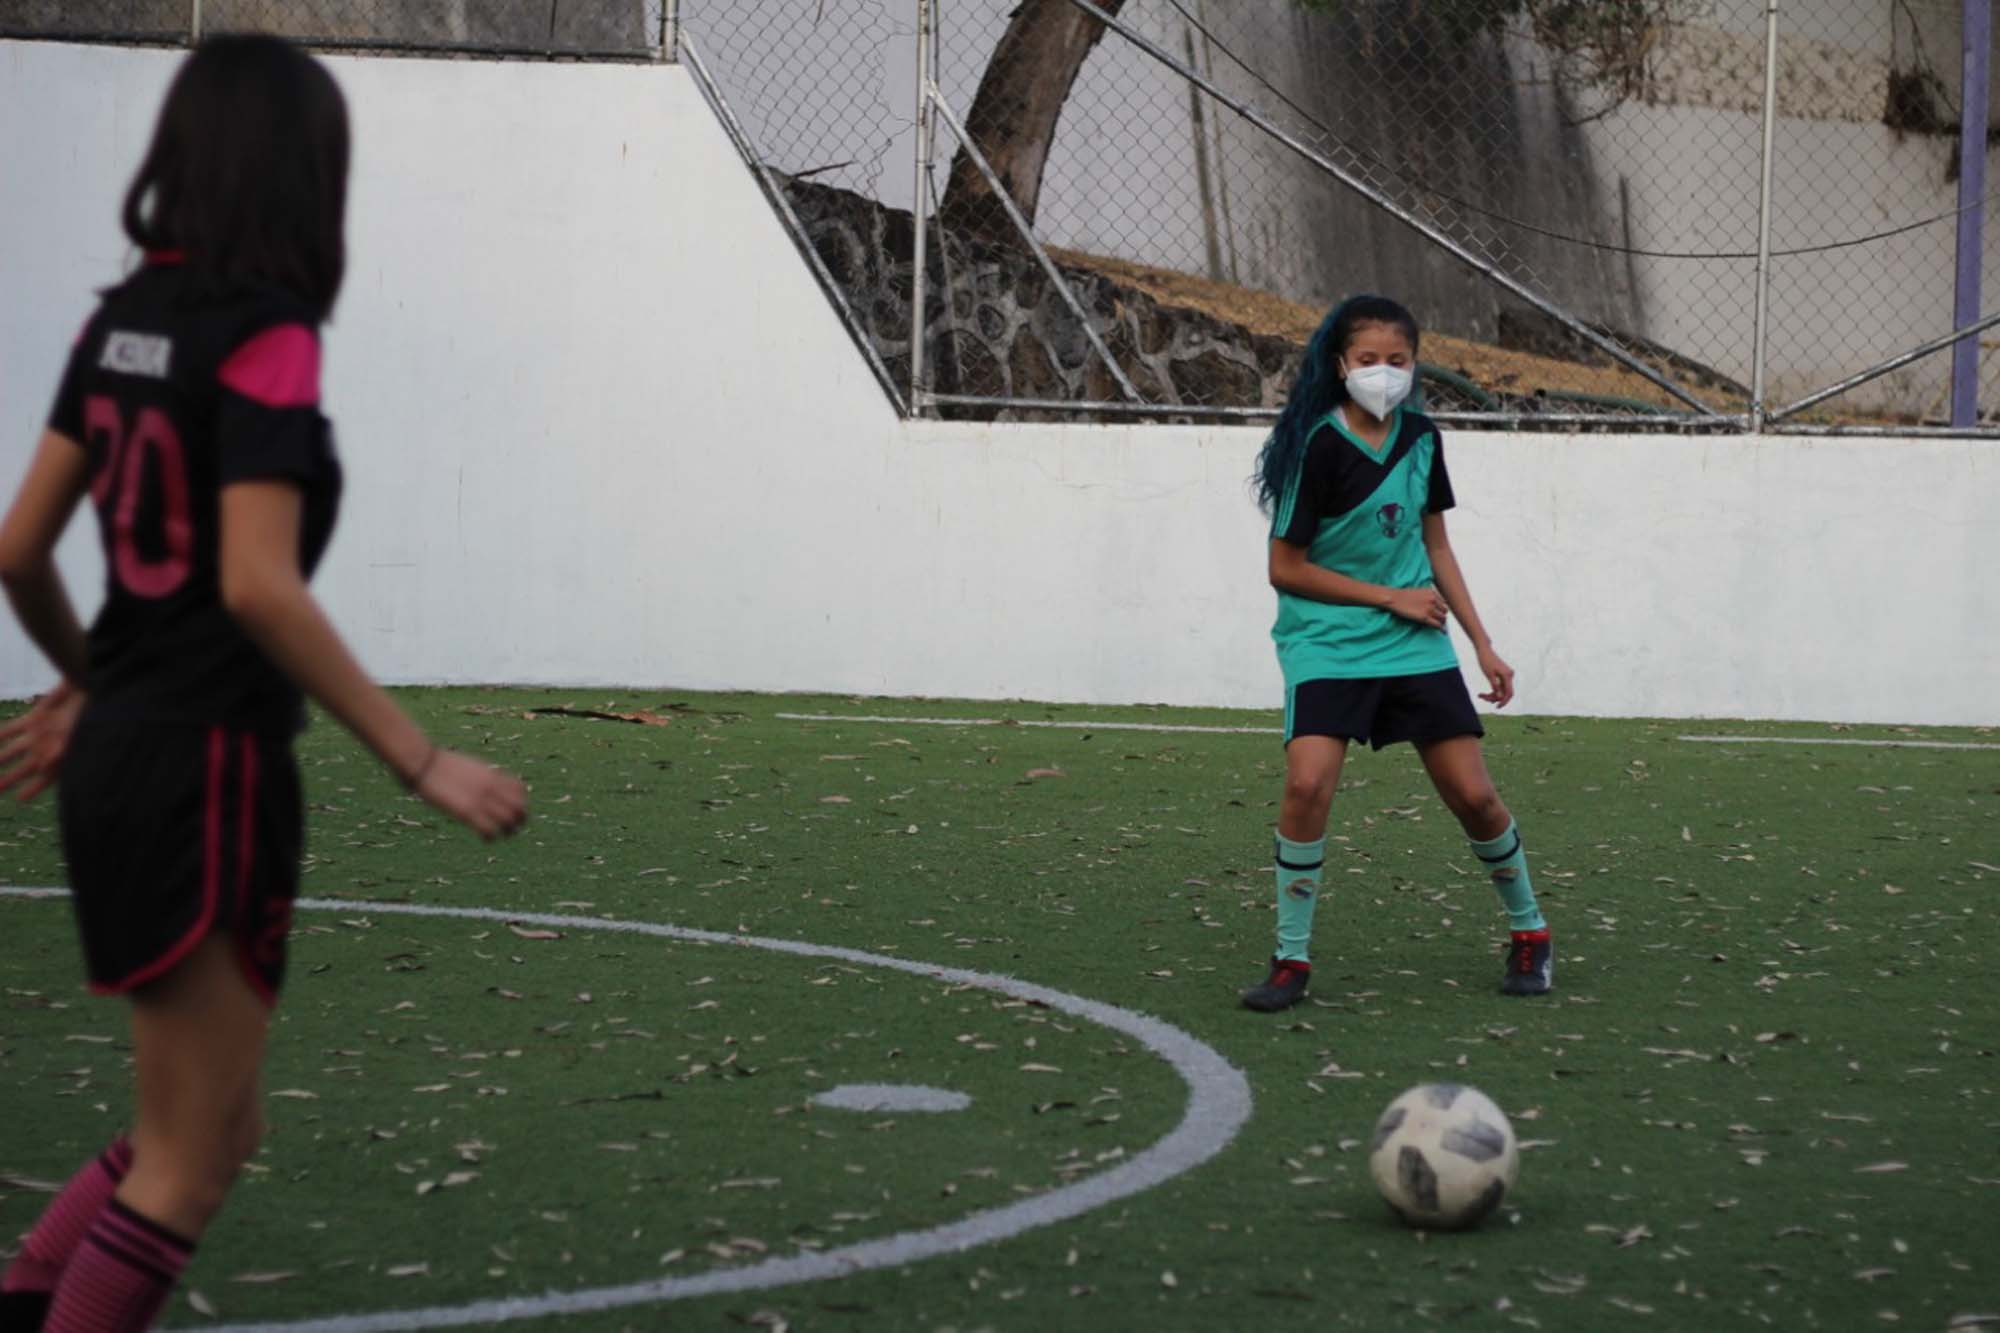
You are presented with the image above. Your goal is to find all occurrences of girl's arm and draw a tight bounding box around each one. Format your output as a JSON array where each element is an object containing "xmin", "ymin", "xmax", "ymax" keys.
[
  {"xmin": 1422, "ymin": 512, "xmax": 1515, "ymax": 707},
  {"xmin": 0, "ymin": 430, "xmax": 93, "ymax": 682},
  {"xmin": 220, "ymin": 480, "xmax": 528, "ymax": 839},
  {"xmin": 0, "ymin": 430, "xmax": 95, "ymax": 799},
  {"xmin": 1270, "ymin": 539, "xmax": 1447, "ymax": 627}
]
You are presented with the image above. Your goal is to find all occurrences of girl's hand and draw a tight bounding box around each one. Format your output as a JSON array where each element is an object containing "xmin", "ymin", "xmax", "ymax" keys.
[
  {"xmin": 412, "ymin": 748, "xmax": 530, "ymax": 841},
  {"xmin": 0, "ymin": 681, "xmax": 85, "ymax": 802},
  {"xmin": 1384, "ymin": 587, "xmax": 1449, "ymax": 629},
  {"xmin": 1476, "ymin": 645, "xmax": 1516, "ymax": 708}
]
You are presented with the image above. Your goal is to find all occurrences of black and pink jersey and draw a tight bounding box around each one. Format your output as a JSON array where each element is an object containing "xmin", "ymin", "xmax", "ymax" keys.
[{"xmin": 46, "ymin": 255, "xmax": 343, "ymax": 733}]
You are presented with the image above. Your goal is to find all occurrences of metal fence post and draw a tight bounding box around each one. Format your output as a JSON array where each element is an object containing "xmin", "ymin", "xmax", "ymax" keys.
[
  {"xmin": 662, "ymin": 0, "xmax": 679, "ymax": 61},
  {"xmin": 1952, "ymin": 0, "xmax": 1992, "ymax": 427},
  {"xmin": 189, "ymin": 0, "xmax": 202, "ymax": 43},
  {"xmin": 1748, "ymin": 0, "xmax": 1780, "ymax": 432},
  {"xmin": 909, "ymin": 0, "xmax": 934, "ymax": 417}
]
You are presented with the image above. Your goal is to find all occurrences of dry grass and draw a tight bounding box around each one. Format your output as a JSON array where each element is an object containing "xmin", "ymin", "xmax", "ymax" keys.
[{"xmin": 1053, "ymin": 247, "xmax": 1745, "ymax": 414}]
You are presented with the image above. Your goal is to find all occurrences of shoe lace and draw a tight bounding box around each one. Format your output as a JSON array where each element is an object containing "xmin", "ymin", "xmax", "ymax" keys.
[
  {"xmin": 1270, "ymin": 963, "xmax": 1300, "ymax": 988},
  {"xmin": 1511, "ymin": 939, "xmax": 1536, "ymax": 973}
]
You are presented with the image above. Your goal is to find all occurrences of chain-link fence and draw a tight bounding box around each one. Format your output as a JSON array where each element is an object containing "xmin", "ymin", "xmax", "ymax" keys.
[
  {"xmin": 0, "ymin": 1, "xmax": 667, "ymax": 58},
  {"xmin": 669, "ymin": 0, "xmax": 2000, "ymax": 432},
  {"xmin": 11, "ymin": 0, "xmax": 2000, "ymax": 431}
]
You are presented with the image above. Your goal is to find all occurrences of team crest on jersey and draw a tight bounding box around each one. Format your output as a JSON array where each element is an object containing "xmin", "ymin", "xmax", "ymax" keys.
[
  {"xmin": 100, "ymin": 331, "xmax": 173, "ymax": 380},
  {"xmin": 1376, "ymin": 502, "xmax": 1405, "ymax": 538}
]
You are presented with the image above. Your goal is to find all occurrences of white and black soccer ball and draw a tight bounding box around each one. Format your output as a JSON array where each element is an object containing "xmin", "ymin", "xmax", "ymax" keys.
[{"xmin": 1368, "ymin": 1082, "xmax": 1519, "ymax": 1230}]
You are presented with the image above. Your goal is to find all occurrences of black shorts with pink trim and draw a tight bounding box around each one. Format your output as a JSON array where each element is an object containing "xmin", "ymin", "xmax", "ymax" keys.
[{"xmin": 57, "ymin": 717, "xmax": 302, "ymax": 1006}]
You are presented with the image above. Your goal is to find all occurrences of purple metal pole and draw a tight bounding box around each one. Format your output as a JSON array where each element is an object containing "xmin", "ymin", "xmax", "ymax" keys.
[{"xmin": 1952, "ymin": 0, "xmax": 1991, "ymax": 427}]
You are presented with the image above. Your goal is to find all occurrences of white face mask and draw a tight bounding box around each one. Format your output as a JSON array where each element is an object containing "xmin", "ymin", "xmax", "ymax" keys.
[{"xmin": 1342, "ymin": 363, "xmax": 1414, "ymax": 419}]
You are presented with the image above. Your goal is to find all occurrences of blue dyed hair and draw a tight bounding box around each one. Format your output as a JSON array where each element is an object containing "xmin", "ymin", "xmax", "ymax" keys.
[{"xmin": 1253, "ymin": 294, "xmax": 1420, "ymax": 514}]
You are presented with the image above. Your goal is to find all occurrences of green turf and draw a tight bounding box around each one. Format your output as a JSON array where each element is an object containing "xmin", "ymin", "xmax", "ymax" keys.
[{"xmin": 3, "ymin": 690, "xmax": 1996, "ymax": 1330}]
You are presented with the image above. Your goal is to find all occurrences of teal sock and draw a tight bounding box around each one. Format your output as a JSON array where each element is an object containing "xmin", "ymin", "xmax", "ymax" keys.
[
  {"xmin": 1471, "ymin": 819, "xmax": 1545, "ymax": 932},
  {"xmin": 1273, "ymin": 834, "xmax": 1325, "ymax": 962}
]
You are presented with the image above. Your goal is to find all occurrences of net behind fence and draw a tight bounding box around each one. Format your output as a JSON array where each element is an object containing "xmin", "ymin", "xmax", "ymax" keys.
[
  {"xmin": 10, "ymin": 0, "xmax": 2000, "ymax": 430},
  {"xmin": 677, "ymin": 0, "xmax": 2000, "ymax": 431}
]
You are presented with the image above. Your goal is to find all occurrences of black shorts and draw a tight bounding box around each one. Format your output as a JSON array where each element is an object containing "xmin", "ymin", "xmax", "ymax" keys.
[
  {"xmin": 1285, "ymin": 668, "xmax": 1485, "ymax": 750},
  {"xmin": 57, "ymin": 717, "xmax": 303, "ymax": 1006}
]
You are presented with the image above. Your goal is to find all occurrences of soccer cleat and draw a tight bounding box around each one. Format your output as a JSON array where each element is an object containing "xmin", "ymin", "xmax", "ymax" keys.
[
  {"xmin": 1501, "ymin": 929, "xmax": 1553, "ymax": 996},
  {"xmin": 0, "ymin": 1291, "xmax": 51, "ymax": 1333},
  {"xmin": 1241, "ymin": 956, "xmax": 1311, "ymax": 1012}
]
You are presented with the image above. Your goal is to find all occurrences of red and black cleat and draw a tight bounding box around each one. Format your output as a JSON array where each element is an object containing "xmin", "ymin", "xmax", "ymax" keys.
[
  {"xmin": 1241, "ymin": 955, "xmax": 1311, "ymax": 1012},
  {"xmin": 1501, "ymin": 928, "xmax": 1554, "ymax": 996}
]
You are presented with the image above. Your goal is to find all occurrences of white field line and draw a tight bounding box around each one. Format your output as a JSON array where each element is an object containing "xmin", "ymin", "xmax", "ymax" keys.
[
  {"xmin": 781, "ymin": 715, "xmax": 2000, "ymax": 749},
  {"xmin": 777, "ymin": 711, "xmax": 1280, "ymax": 735},
  {"xmin": 0, "ymin": 888, "xmax": 1253, "ymax": 1332},
  {"xmin": 1678, "ymin": 734, "xmax": 2000, "ymax": 751}
]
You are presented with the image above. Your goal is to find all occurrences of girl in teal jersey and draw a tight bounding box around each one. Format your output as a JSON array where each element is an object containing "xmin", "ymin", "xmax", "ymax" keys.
[{"xmin": 1241, "ymin": 296, "xmax": 1550, "ymax": 1012}]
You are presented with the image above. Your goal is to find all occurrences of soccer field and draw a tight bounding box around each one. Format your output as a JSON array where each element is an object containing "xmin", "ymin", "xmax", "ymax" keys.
[{"xmin": 3, "ymin": 689, "xmax": 1995, "ymax": 1331}]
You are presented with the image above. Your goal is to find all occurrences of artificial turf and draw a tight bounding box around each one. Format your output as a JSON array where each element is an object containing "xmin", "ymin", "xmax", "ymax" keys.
[{"xmin": 2, "ymin": 689, "xmax": 1995, "ymax": 1330}]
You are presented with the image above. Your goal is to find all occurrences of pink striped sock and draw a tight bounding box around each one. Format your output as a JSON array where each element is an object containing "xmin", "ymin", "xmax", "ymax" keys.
[
  {"xmin": 1, "ymin": 1137, "xmax": 133, "ymax": 1293},
  {"xmin": 43, "ymin": 1201, "xmax": 193, "ymax": 1333}
]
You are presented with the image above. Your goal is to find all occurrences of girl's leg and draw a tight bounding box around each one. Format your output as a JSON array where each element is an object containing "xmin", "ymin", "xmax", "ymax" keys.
[
  {"xmin": 44, "ymin": 933, "xmax": 269, "ymax": 1333},
  {"xmin": 1278, "ymin": 734, "xmax": 1347, "ymax": 843},
  {"xmin": 1416, "ymin": 734, "xmax": 1509, "ymax": 841},
  {"xmin": 0, "ymin": 1140, "xmax": 133, "ymax": 1327},
  {"xmin": 1245, "ymin": 736, "xmax": 1347, "ymax": 1012},
  {"xmin": 1418, "ymin": 736, "xmax": 1552, "ymax": 994}
]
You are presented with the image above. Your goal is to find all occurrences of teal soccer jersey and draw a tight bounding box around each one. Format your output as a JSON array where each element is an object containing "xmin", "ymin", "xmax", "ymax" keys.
[{"xmin": 1270, "ymin": 407, "xmax": 1458, "ymax": 685}]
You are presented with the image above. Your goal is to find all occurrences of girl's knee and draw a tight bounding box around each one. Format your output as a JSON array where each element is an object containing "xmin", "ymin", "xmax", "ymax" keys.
[
  {"xmin": 1282, "ymin": 768, "xmax": 1336, "ymax": 812},
  {"xmin": 1448, "ymin": 784, "xmax": 1507, "ymax": 831}
]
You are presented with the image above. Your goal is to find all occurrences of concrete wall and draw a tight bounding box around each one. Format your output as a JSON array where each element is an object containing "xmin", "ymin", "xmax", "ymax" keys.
[{"xmin": 2, "ymin": 39, "xmax": 1996, "ymax": 726}]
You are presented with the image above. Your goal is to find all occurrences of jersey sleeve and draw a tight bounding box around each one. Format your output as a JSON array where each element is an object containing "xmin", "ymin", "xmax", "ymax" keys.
[
  {"xmin": 215, "ymin": 322, "xmax": 324, "ymax": 487},
  {"xmin": 1272, "ymin": 432, "xmax": 1336, "ymax": 545},
  {"xmin": 1426, "ymin": 430, "xmax": 1456, "ymax": 514},
  {"xmin": 45, "ymin": 322, "xmax": 95, "ymax": 443}
]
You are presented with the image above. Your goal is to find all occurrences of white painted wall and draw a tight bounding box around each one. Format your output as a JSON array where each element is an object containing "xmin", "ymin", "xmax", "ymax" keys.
[{"xmin": 2, "ymin": 39, "xmax": 1996, "ymax": 726}]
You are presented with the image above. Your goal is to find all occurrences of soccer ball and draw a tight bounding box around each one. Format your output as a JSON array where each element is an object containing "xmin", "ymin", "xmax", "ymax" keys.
[{"xmin": 1368, "ymin": 1082, "xmax": 1519, "ymax": 1230}]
